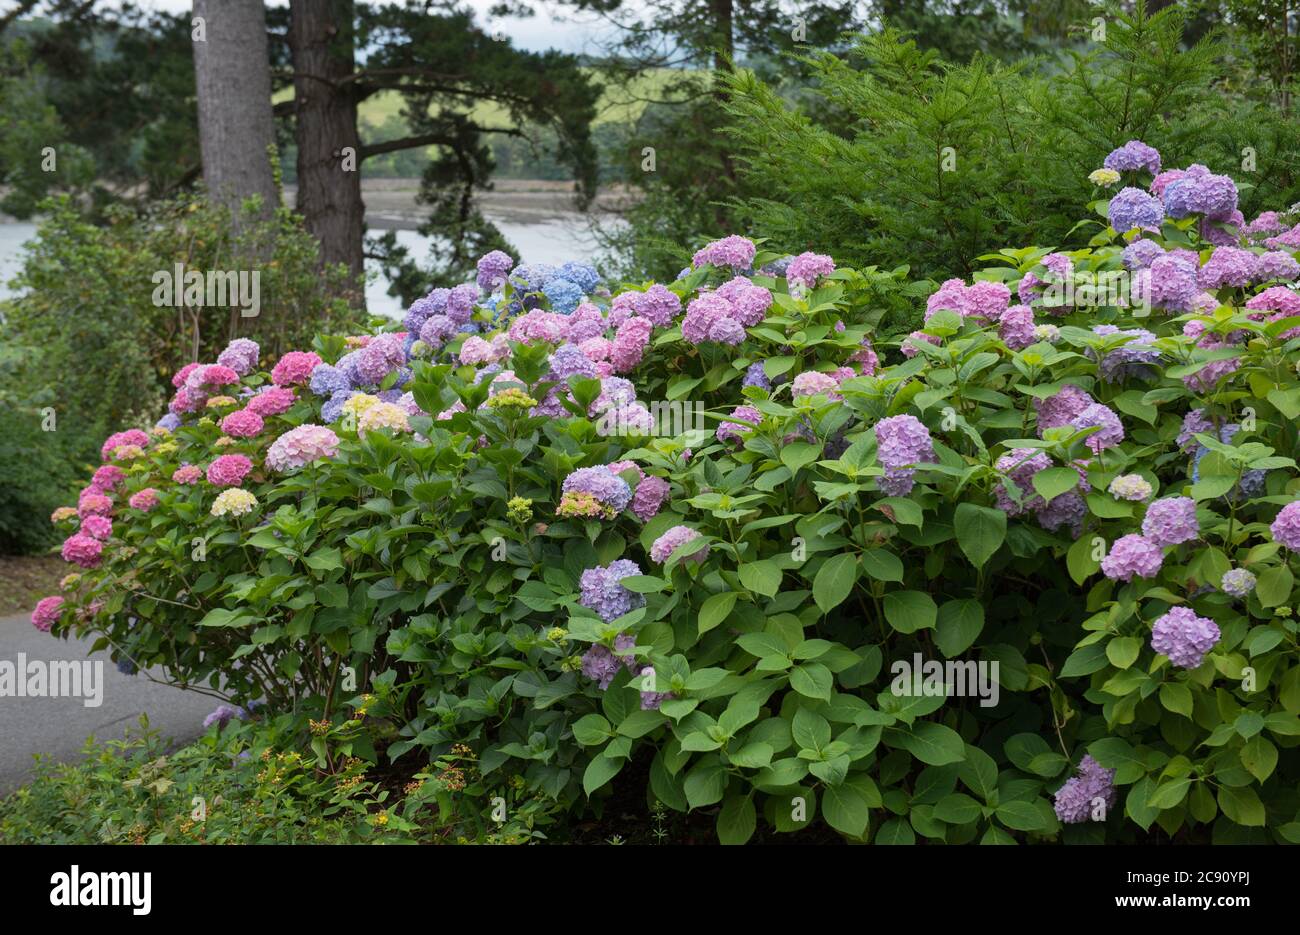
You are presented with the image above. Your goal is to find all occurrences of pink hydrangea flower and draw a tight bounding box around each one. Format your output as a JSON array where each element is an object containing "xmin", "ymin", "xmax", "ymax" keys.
[
  {"xmin": 206, "ymin": 454, "xmax": 254, "ymax": 487},
  {"xmin": 62, "ymin": 534, "xmax": 104, "ymax": 569},
  {"xmin": 786, "ymin": 252, "xmax": 835, "ymax": 291},
  {"xmin": 31, "ymin": 596, "xmax": 64, "ymax": 632},
  {"xmin": 650, "ymin": 525, "xmax": 707, "ymax": 564},
  {"xmin": 265, "ymin": 424, "xmax": 341, "ymax": 472},
  {"xmin": 80, "ymin": 515, "xmax": 112, "ymax": 540},
  {"xmin": 271, "ymin": 351, "xmax": 323, "ymax": 387},
  {"xmin": 1270, "ymin": 501, "xmax": 1300, "ymax": 551},
  {"xmin": 129, "ymin": 488, "xmax": 159, "ymax": 512},
  {"xmin": 91, "ymin": 464, "xmax": 125, "ymax": 491},
  {"xmin": 632, "ymin": 476, "xmax": 670, "ymax": 522},
  {"xmin": 1100, "ymin": 534, "xmax": 1163, "ymax": 581},
  {"xmin": 246, "ymin": 386, "xmax": 297, "ymax": 417},
  {"xmin": 220, "ymin": 408, "xmax": 265, "ymax": 438},
  {"xmin": 173, "ymin": 464, "xmax": 202, "ymax": 485}
]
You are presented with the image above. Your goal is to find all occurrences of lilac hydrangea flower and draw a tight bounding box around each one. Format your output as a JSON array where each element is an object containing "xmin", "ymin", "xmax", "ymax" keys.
[
  {"xmin": 1100, "ymin": 534, "xmax": 1163, "ymax": 581},
  {"xmin": 1150, "ymin": 606, "xmax": 1220, "ymax": 668},
  {"xmin": 1103, "ymin": 140, "xmax": 1161, "ymax": 175},
  {"xmin": 1053, "ymin": 755, "xmax": 1118, "ymax": 824},
  {"xmin": 1108, "ymin": 186, "xmax": 1164, "ymax": 232},
  {"xmin": 579, "ymin": 560, "xmax": 646, "ymax": 622},
  {"xmin": 1141, "ymin": 496, "xmax": 1199, "ymax": 547},
  {"xmin": 548, "ymin": 343, "xmax": 599, "ymax": 380},
  {"xmin": 1270, "ymin": 501, "xmax": 1300, "ymax": 550},
  {"xmin": 994, "ymin": 448, "xmax": 1051, "ymax": 516},
  {"xmin": 1070, "ymin": 403, "xmax": 1124, "ymax": 453},
  {"xmin": 999, "ymin": 304, "xmax": 1037, "ymax": 349},
  {"xmin": 1198, "ymin": 247, "xmax": 1258, "ymax": 289},
  {"xmin": 650, "ymin": 525, "xmax": 706, "ymax": 564},
  {"xmin": 581, "ymin": 633, "xmax": 638, "ymax": 689},
  {"xmin": 637, "ymin": 666, "xmax": 674, "ymax": 711},
  {"xmin": 692, "ymin": 235, "xmax": 756, "ymax": 271},
  {"xmin": 717, "ymin": 405, "xmax": 762, "ymax": 444},
  {"xmin": 631, "ymin": 284, "xmax": 682, "ymax": 326},
  {"xmin": 217, "ymin": 338, "xmax": 260, "ymax": 376},
  {"xmin": 1035, "ymin": 384, "xmax": 1093, "ymax": 435},
  {"xmin": 742, "ymin": 361, "xmax": 772, "ymax": 391},
  {"xmin": 1163, "ymin": 165, "xmax": 1238, "ymax": 220},
  {"xmin": 476, "ymin": 250, "xmax": 514, "ymax": 291},
  {"xmin": 874, "ymin": 415, "xmax": 935, "ymax": 470},
  {"xmin": 1092, "ymin": 326, "xmax": 1160, "ymax": 382},
  {"xmin": 786, "ymin": 252, "xmax": 835, "ymax": 291}
]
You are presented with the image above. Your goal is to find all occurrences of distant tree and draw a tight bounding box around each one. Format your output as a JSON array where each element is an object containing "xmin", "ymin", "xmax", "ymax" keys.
[{"xmin": 192, "ymin": 0, "xmax": 279, "ymax": 224}]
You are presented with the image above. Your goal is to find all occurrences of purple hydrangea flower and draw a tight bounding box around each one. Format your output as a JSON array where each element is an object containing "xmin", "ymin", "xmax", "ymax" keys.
[
  {"xmin": 717, "ymin": 405, "xmax": 762, "ymax": 444},
  {"xmin": 994, "ymin": 448, "xmax": 1051, "ymax": 515},
  {"xmin": 874, "ymin": 415, "xmax": 935, "ymax": 470},
  {"xmin": 1092, "ymin": 326, "xmax": 1160, "ymax": 382},
  {"xmin": 203, "ymin": 704, "xmax": 243, "ymax": 730},
  {"xmin": 1103, "ymin": 140, "xmax": 1161, "ymax": 175},
  {"xmin": 1255, "ymin": 251, "xmax": 1300, "ymax": 283},
  {"xmin": 1270, "ymin": 501, "xmax": 1300, "ymax": 550},
  {"xmin": 579, "ymin": 559, "xmax": 646, "ymax": 622},
  {"xmin": 637, "ymin": 666, "xmax": 675, "ymax": 711},
  {"xmin": 1101, "ymin": 534, "xmax": 1163, "ymax": 581},
  {"xmin": 1141, "ymin": 496, "xmax": 1199, "ymax": 547},
  {"xmin": 561, "ymin": 467, "xmax": 633, "ymax": 514},
  {"xmin": 1198, "ymin": 247, "xmax": 1258, "ymax": 289},
  {"xmin": 1053, "ymin": 755, "xmax": 1118, "ymax": 824},
  {"xmin": 692, "ymin": 235, "xmax": 756, "ymax": 271},
  {"xmin": 1122, "ymin": 239, "xmax": 1166, "ymax": 271},
  {"xmin": 650, "ymin": 525, "xmax": 706, "ymax": 564},
  {"xmin": 1164, "ymin": 165, "xmax": 1238, "ymax": 220},
  {"xmin": 999, "ymin": 304, "xmax": 1037, "ymax": 349},
  {"xmin": 742, "ymin": 361, "xmax": 772, "ymax": 391},
  {"xmin": 1070, "ymin": 403, "xmax": 1124, "ymax": 452},
  {"xmin": 476, "ymin": 250, "xmax": 514, "ymax": 291},
  {"xmin": 1151, "ymin": 606, "xmax": 1221, "ymax": 668},
  {"xmin": 631, "ymin": 284, "xmax": 682, "ymax": 326},
  {"xmin": 1108, "ymin": 186, "xmax": 1165, "ymax": 232},
  {"xmin": 548, "ymin": 343, "xmax": 599, "ymax": 380},
  {"xmin": 1035, "ymin": 384, "xmax": 1093, "ymax": 435},
  {"xmin": 217, "ymin": 338, "xmax": 260, "ymax": 376},
  {"xmin": 786, "ymin": 252, "xmax": 835, "ymax": 291},
  {"xmin": 581, "ymin": 633, "xmax": 638, "ymax": 689}
]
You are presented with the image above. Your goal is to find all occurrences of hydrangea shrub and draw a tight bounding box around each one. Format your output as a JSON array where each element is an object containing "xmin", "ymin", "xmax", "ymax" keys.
[{"xmin": 37, "ymin": 145, "xmax": 1300, "ymax": 844}]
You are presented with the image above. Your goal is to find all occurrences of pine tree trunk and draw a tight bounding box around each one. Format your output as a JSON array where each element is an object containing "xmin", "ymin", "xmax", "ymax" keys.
[
  {"xmin": 191, "ymin": 0, "xmax": 278, "ymax": 223},
  {"xmin": 288, "ymin": 0, "xmax": 366, "ymax": 303}
]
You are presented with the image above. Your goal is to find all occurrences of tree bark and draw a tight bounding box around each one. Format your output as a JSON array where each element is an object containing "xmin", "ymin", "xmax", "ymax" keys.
[
  {"xmin": 191, "ymin": 0, "xmax": 279, "ymax": 223},
  {"xmin": 288, "ymin": 0, "xmax": 366, "ymax": 300}
]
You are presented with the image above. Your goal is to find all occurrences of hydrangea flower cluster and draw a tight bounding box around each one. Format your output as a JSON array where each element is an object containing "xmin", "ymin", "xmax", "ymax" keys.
[
  {"xmin": 558, "ymin": 466, "xmax": 633, "ymax": 520},
  {"xmin": 580, "ymin": 634, "xmax": 638, "ymax": 690},
  {"xmin": 265, "ymin": 424, "xmax": 341, "ymax": 472},
  {"xmin": 1053, "ymin": 755, "xmax": 1117, "ymax": 824},
  {"xmin": 1100, "ymin": 534, "xmax": 1163, "ymax": 581},
  {"xmin": 874, "ymin": 415, "xmax": 935, "ymax": 496},
  {"xmin": 1141, "ymin": 496, "xmax": 1199, "ymax": 547},
  {"xmin": 692, "ymin": 235, "xmax": 756, "ymax": 271},
  {"xmin": 650, "ymin": 525, "xmax": 706, "ymax": 564},
  {"xmin": 579, "ymin": 560, "xmax": 646, "ymax": 622},
  {"xmin": 1150, "ymin": 607, "xmax": 1221, "ymax": 669}
]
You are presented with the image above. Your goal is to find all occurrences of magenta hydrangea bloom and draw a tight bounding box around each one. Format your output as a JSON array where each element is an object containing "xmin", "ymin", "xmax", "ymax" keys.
[
  {"xmin": 1100, "ymin": 534, "xmax": 1163, "ymax": 581},
  {"xmin": 650, "ymin": 525, "xmax": 706, "ymax": 564},
  {"xmin": 1150, "ymin": 606, "xmax": 1220, "ymax": 669},
  {"xmin": 220, "ymin": 408, "xmax": 264, "ymax": 438},
  {"xmin": 80, "ymin": 515, "xmax": 112, "ymax": 540},
  {"xmin": 129, "ymin": 488, "xmax": 159, "ymax": 512},
  {"xmin": 1269, "ymin": 501, "xmax": 1300, "ymax": 550},
  {"xmin": 91, "ymin": 464, "xmax": 125, "ymax": 491},
  {"xmin": 77, "ymin": 491, "xmax": 113, "ymax": 519},
  {"xmin": 692, "ymin": 235, "xmax": 756, "ymax": 270},
  {"xmin": 1053, "ymin": 755, "xmax": 1118, "ymax": 824},
  {"xmin": 715, "ymin": 276, "xmax": 772, "ymax": 326},
  {"xmin": 100, "ymin": 429, "xmax": 149, "ymax": 461},
  {"xmin": 271, "ymin": 351, "xmax": 323, "ymax": 387},
  {"xmin": 580, "ymin": 559, "xmax": 646, "ymax": 622},
  {"xmin": 31, "ymin": 595, "xmax": 64, "ymax": 632},
  {"xmin": 246, "ymin": 386, "xmax": 296, "ymax": 417},
  {"xmin": 631, "ymin": 475, "xmax": 670, "ymax": 522},
  {"xmin": 610, "ymin": 316, "xmax": 653, "ymax": 373},
  {"xmin": 1141, "ymin": 496, "xmax": 1198, "ymax": 546},
  {"xmin": 265, "ymin": 424, "xmax": 341, "ymax": 473},
  {"xmin": 786, "ymin": 252, "xmax": 835, "ymax": 291},
  {"xmin": 206, "ymin": 454, "xmax": 254, "ymax": 488},
  {"xmin": 62, "ymin": 533, "xmax": 104, "ymax": 569},
  {"xmin": 1070, "ymin": 403, "xmax": 1123, "ymax": 452}
]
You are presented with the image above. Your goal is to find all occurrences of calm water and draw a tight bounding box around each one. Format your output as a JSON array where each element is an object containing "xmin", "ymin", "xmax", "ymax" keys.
[{"xmin": 0, "ymin": 213, "xmax": 615, "ymax": 318}]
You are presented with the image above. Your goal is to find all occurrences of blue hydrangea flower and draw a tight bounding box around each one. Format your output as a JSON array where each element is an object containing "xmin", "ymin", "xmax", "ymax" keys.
[{"xmin": 543, "ymin": 277, "xmax": 584, "ymax": 314}]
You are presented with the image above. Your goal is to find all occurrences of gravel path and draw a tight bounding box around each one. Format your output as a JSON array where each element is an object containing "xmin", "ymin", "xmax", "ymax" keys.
[{"xmin": 0, "ymin": 613, "xmax": 218, "ymax": 794}]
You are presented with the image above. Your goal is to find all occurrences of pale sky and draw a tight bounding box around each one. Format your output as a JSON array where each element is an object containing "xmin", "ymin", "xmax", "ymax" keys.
[{"xmin": 0, "ymin": 0, "xmax": 619, "ymax": 54}]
